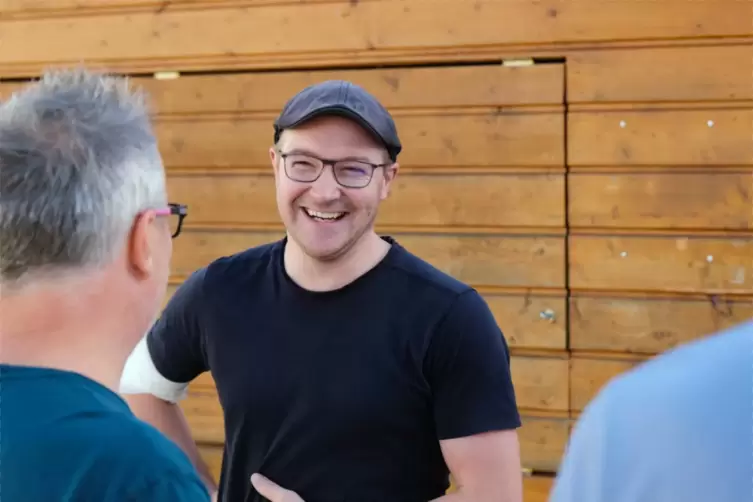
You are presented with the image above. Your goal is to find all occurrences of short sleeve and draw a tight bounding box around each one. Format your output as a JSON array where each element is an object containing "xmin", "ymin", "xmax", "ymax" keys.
[
  {"xmin": 425, "ymin": 289, "xmax": 521, "ymax": 440},
  {"xmin": 146, "ymin": 267, "xmax": 210, "ymax": 384}
]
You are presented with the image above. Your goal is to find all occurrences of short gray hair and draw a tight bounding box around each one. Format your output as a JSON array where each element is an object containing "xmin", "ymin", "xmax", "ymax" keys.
[{"xmin": 0, "ymin": 67, "xmax": 167, "ymax": 288}]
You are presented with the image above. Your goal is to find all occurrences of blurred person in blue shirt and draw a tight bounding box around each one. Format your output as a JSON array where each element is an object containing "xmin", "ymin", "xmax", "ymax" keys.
[{"xmin": 550, "ymin": 318, "xmax": 753, "ymax": 502}]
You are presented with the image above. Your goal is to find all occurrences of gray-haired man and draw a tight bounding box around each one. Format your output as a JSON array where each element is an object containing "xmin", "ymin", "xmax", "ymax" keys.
[{"xmin": 0, "ymin": 68, "xmax": 209, "ymax": 502}]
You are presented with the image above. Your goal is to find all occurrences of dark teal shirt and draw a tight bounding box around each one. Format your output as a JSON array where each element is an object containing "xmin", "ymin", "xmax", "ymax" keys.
[{"xmin": 0, "ymin": 364, "xmax": 211, "ymax": 502}]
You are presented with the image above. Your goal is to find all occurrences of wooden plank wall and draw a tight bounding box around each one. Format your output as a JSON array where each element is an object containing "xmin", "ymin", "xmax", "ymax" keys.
[
  {"xmin": 2, "ymin": 1, "xmax": 750, "ymax": 500},
  {"xmin": 566, "ymin": 45, "xmax": 753, "ymax": 422}
]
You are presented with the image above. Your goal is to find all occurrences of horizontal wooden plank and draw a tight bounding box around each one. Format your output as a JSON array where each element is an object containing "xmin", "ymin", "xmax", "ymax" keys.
[
  {"xmin": 145, "ymin": 64, "xmax": 565, "ymax": 112},
  {"xmin": 191, "ymin": 372, "xmax": 218, "ymax": 395},
  {"xmin": 569, "ymin": 235, "xmax": 753, "ymax": 293},
  {"xmin": 518, "ymin": 416, "xmax": 570, "ymax": 472},
  {"xmin": 171, "ymin": 229, "xmax": 567, "ymax": 289},
  {"xmin": 171, "ymin": 229, "xmax": 284, "ymax": 278},
  {"xmin": 1, "ymin": 0, "xmax": 181, "ymax": 13},
  {"xmin": 7, "ymin": 1, "xmax": 335, "ymax": 15},
  {"xmin": 156, "ymin": 110, "xmax": 564, "ymax": 169},
  {"xmin": 0, "ymin": 63, "xmax": 564, "ymax": 110},
  {"xmin": 568, "ymin": 44, "xmax": 753, "ymax": 103},
  {"xmin": 511, "ymin": 356, "xmax": 569, "ymax": 412},
  {"xmin": 181, "ymin": 389, "xmax": 224, "ymax": 444},
  {"xmin": 165, "ymin": 286, "xmax": 567, "ymax": 350},
  {"xmin": 168, "ymin": 172, "xmax": 565, "ymax": 229},
  {"xmin": 486, "ymin": 293, "xmax": 567, "ymax": 350},
  {"xmin": 568, "ymin": 171, "xmax": 753, "ymax": 230},
  {"xmin": 570, "ymin": 295, "xmax": 753, "ymax": 354},
  {"xmin": 568, "ymin": 108, "xmax": 753, "ymax": 166},
  {"xmin": 2, "ymin": 0, "xmax": 749, "ymax": 76},
  {"xmin": 570, "ymin": 356, "xmax": 641, "ymax": 412}
]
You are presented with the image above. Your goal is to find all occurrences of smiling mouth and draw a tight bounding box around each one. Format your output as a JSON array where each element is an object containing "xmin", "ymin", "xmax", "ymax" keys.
[{"xmin": 302, "ymin": 207, "xmax": 348, "ymax": 222}]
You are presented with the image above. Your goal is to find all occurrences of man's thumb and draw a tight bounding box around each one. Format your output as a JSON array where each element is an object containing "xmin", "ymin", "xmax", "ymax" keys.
[{"xmin": 250, "ymin": 473, "xmax": 285, "ymax": 500}]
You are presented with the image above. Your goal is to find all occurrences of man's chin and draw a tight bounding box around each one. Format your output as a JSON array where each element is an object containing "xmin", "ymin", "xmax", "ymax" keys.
[
  {"xmin": 302, "ymin": 243, "xmax": 350, "ymax": 262},
  {"xmin": 293, "ymin": 234, "xmax": 355, "ymax": 262}
]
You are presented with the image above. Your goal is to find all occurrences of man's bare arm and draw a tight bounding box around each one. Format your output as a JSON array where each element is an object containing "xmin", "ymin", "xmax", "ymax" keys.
[{"xmin": 431, "ymin": 429, "xmax": 523, "ymax": 502}]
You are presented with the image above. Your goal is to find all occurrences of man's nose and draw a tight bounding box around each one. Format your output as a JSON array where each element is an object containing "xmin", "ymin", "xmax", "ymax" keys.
[{"xmin": 309, "ymin": 165, "xmax": 342, "ymax": 201}]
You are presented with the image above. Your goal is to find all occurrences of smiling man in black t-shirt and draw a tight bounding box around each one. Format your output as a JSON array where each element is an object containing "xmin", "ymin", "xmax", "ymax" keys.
[{"xmin": 121, "ymin": 80, "xmax": 523, "ymax": 502}]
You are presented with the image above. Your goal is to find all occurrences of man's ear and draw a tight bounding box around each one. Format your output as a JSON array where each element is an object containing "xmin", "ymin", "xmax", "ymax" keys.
[
  {"xmin": 127, "ymin": 211, "xmax": 155, "ymax": 280},
  {"xmin": 269, "ymin": 146, "xmax": 280, "ymax": 180},
  {"xmin": 380, "ymin": 162, "xmax": 399, "ymax": 201}
]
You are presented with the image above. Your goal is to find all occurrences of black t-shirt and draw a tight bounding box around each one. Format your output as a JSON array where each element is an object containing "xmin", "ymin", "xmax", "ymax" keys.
[{"xmin": 147, "ymin": 236, "xmax": 521, "ymax": 502}]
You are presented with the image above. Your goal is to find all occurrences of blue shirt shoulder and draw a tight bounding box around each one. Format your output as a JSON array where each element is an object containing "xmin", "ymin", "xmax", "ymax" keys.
[{"xmin": 0, "ymin": 365, "xmax": 210, "ymax": 502}]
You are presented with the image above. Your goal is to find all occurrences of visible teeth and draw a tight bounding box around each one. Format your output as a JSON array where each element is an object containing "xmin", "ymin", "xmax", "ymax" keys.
[{"xmin": 304, "ymin": 208, "xmax": 344, "ymax": 220}]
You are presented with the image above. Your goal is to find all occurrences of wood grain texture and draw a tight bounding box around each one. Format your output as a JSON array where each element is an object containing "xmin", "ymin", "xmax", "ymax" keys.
[
  {"xmin": 1, "ymin": 76, "xmax": 565, "ymax": 173},
  {"xmin": 568, "ymin": 44, "xmax": 753, "ymax": 103},
  {"xmin": 2, "ymin": 0, "xmax": 749, "ymax": 76},
  {"xmin": 569, "ymin": 356, "xmax": 642, "ymax": 412},
  {"xmin": 0, "ymin": 64, "xmax": 564, "ymax": 109},
  {"xmin": 518, "ymin": 416, "xmax": 570, "ymax": 472},
  {"xmin": 180, "ymin": 390, "xmax": 224, "ymax": 444},
  {"xmin": 485, "ymin": 293, "xmax": 567, "ymax": 350},
  {"xmin": 569, "ymin": 235, "xmax": 753, "ymax": 293},
  {"xmin": 511, "ymin": 355, "xmax": 570, "ymax": 413},
  {"xmin": 568, "ymin": 171, "xmax": 753, "ymax": 230},
  {"xmin": 570, "ymin": 295, "xmax": 753, "ymax": 354},
  {"xmin": 566, "ymin": 36, "xmax": 753, "ymax": 431},
  {"xmin": 568, "ymin": 107, "xmax": 753, "ymax": 166},
  {"xmin": 0, "ymin": 66, "xmax": 566, "ymax": 173},
  {"xmin": 139, "ymin": 64, "xmax": 566, "ymax": 111},
  {"xmin": 170, "ymin": 229, "xmax": 284, "ymax": 277}
]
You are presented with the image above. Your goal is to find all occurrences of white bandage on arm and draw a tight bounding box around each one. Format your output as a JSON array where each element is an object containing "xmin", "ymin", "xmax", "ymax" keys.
[{"xmin": 119, "ymin": 335, "xmax": 190, "ymax": 404}]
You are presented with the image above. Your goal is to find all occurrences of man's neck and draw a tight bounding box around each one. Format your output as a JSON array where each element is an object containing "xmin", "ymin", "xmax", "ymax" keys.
[
  {"xmin": 1, "ymin": 340, "xmax": 128, "ymax": 392},
  {"xmin": 0, "ymin": 276, "xmax": 133, "ymax": 393},
  {"xmin": 284, "ymin": 232, "xmax": 391, "ymax": 292}
]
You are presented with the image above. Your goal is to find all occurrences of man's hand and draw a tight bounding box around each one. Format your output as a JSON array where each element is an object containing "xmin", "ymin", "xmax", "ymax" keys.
[{"xmin": 250, "ymin": 473, "xmax": 305, "ymax": 502}]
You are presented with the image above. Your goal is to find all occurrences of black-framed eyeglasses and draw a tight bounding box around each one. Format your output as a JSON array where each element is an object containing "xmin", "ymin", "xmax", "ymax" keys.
[
  {"xmin": 279, "ymin": 151, "xmax": 391, "ymax": 189},
  {"xmin": 155, "ymin": 203, "xmax": 187, "ymax": 238}
]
